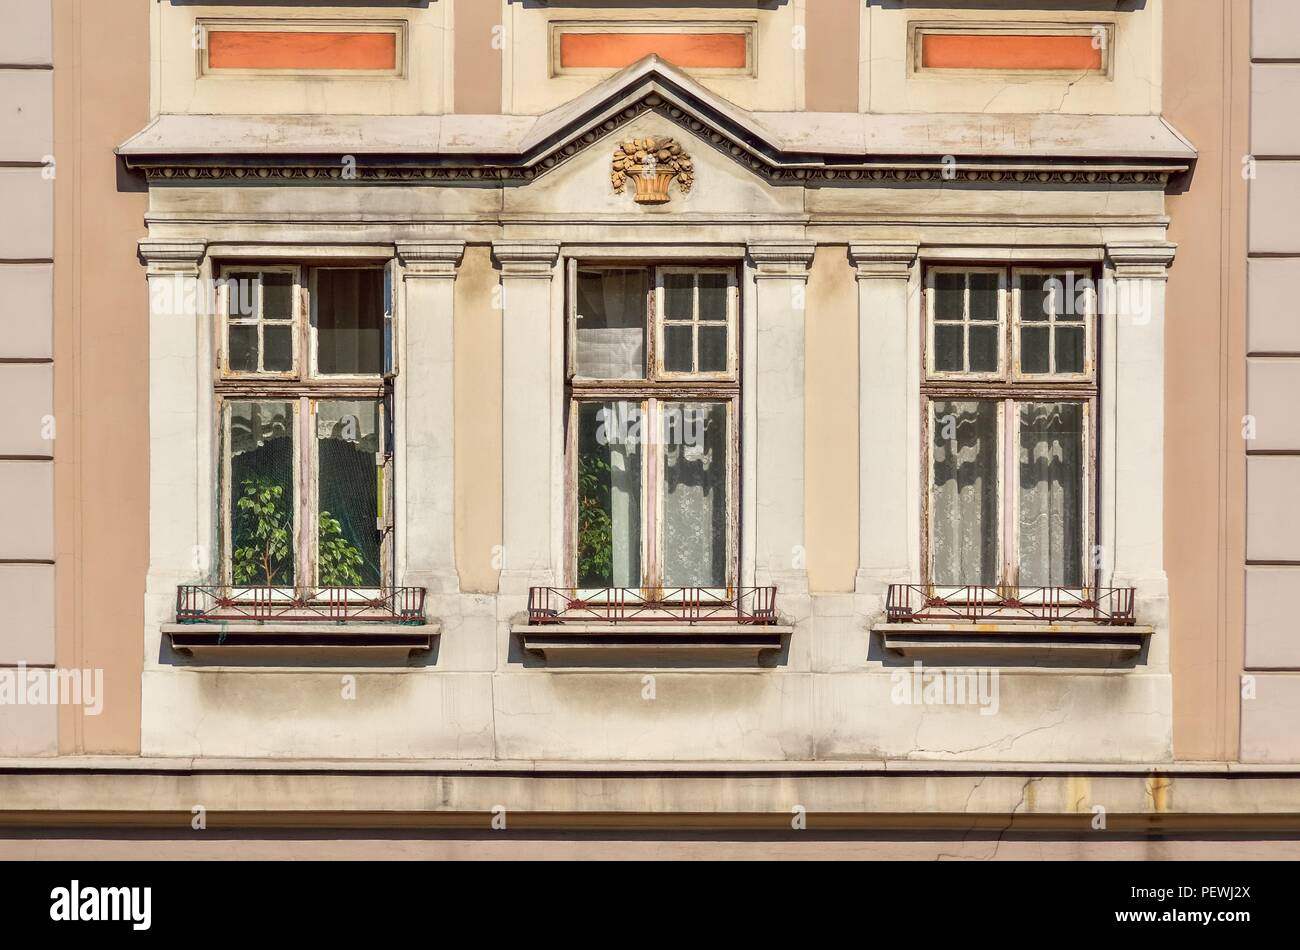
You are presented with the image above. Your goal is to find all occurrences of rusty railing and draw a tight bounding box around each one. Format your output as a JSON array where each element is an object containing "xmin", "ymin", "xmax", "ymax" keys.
[
  {"xmin": 527, "ymin": 587, "xmax": 778, "ymax": 625},
  {"xmin": 176, "ymin": 585, "xmax": 426, "ymax": 625},
  {"xmin": 885, "ymin": 585, "xmax": 1136, "ymax": 626}
]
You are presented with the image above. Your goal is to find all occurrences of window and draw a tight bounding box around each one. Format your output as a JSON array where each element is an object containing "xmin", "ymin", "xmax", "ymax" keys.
[
  {"xmin": 567, "ymin": 264, "xmax": 739, "ymax": 592},
  {"xmin": 217, "ymin": 265, "xmax": 394, "ymax": 591},
  {"xmin": 923, "ymin": 266, "xmax": 1096, "ymax": 590}
]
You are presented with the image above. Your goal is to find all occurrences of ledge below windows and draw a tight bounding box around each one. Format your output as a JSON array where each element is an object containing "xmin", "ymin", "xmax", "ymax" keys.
[
  {"xmin": 513, "ymin": 620, "xmax": 791, "ymax": 663},
  {"xmin": 873, "ymin": 622, "xmax": 1153, "ymax": 659},
  {"xmin": 164, "ymin": 622, "xmax": 438, "ymax": 660},
  {"xmin": 519, "ymin": 587, "xmax": 787, "ymax": 663}
]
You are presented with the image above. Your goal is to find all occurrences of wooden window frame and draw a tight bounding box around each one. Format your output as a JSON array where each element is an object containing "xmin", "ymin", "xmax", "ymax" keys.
[
  {"xmin": 565, "ymin": 261, "xmax": 742, "ymax": 594},
  {"xmin": 215, "ymin": 262, "xmax": 395, "ymax": 594},
  {"xmin": 921, "ymin": 264, "xmax": 1099, "ymax": 594}
]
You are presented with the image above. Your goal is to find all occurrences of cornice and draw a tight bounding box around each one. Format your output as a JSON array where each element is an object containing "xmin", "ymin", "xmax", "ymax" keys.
[{"xmin": 126, "ymin": 96, "xmax": 1186, "ymax": 190}]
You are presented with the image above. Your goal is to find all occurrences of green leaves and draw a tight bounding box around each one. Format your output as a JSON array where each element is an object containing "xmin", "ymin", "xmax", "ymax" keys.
[
  {"xmin": 577, "ymin": 453, "xmax": 613, "ymax": 585},
  {"xmin": 319, "ymin": 511, "xmax": 364, "ymax": 587},
  {"xmin": 232, "ymin": 474, "xmax": 292, "ymax": 585},
  {"xmin": 231, "ymin": 477, "xmax": 367, "ymax": 588}
]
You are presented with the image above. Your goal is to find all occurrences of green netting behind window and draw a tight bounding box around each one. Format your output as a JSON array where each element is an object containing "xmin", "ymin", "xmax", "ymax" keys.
[
  {"xmin": 317, "ymin": 400, "xmax": 383, "ymax": 587},
  {"xmin": 228, "ymin": 401, "xmax": 295, "ymax": 586}
]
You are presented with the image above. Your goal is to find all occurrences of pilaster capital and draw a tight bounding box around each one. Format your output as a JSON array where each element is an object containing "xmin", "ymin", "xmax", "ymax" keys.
[
  {"xmin": 396, "ymin": 241, "xmax": 466, "ymax": 279},
  {"xmin": 849, "ymin": 241, "xmax": 919, "ymax": 280},
  {"xmin": 1106, "ymin": 241, "xmax": 1177, "ymax": 281},
  {"xmin": 748, "ymin": 241, "xmax": 816, "ymax": 279},
  {"xmin": 138, "ymin": 240, "xmax": 206, "ymax": 278},
  {"xmin": 492, "ymin": 241, "xmax": 560, "ymax": 278}
]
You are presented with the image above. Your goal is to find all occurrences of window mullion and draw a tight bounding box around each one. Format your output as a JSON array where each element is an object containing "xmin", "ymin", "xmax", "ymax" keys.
[
  {"xmin": 645, "ymin": 398, "xmax": 660, "ymax": 592},
  {"xmin": 1002, "ymin": 398, "xmax": 1017, "ymax": 591},
  {"xmin": 298, "ymin": 395, "xmax": 313, "ymax": 593}
]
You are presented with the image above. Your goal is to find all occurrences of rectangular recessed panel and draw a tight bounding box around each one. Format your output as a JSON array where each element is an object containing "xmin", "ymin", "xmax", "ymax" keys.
[
  {"xmin": 207, "ymin": 30, "xmax": 398, "ymax": 71},
  {"xmin": 921, "ymin": 33, "xmax": 1103, "ymax": 71},
  {"xmin": 559, "ymin": 32, "xmax": 748, "ymax": 70}
]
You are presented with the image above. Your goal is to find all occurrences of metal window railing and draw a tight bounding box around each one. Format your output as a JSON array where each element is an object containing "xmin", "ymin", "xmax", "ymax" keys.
[
  {"xmin": 885, "ymin": 584, "xmax": 1136, "ymax": 626},
  {"xmin": 527, "ymin": 587, "xmax": 778, "ymax": 625},
  {"xmin": 175, "ymin": 585, "xmax": 426, "ymax": 625}
]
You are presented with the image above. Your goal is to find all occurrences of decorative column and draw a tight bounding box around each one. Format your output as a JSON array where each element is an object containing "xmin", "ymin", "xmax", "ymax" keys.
[
  {"xmin": 396, "ymin": 241, "xmax": 464, "ymax": 595},
  {"xmin": 1103, "ymin": 242, "xmax": 1176, "ymax": 595},
  {"xmin": 850, "ymin": 242, "xmax": 919, "ymax": 595},
  {"xmin": 492, "ymin": 241, "xmax": 561, "ymax": 597},
  {"xmin": 139, "ymin": 240, "xmax": 208, "ymax": 649},
  {"xmin": 748, "ymin": 242, "xmax": 816, "ymax": 601}
]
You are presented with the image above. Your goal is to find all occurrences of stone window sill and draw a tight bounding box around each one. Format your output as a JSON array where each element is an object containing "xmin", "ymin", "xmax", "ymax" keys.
[
  {"xmin": 163, "ymin": 621, "xmax": 439, "ymax": 659},
  {"xmin": 513, "ymin": 620, "xmax": 791, "ymax": 663},
  {"xmin": 872, "ymin": 622, "xmax": 1153, "ymax": 659}
]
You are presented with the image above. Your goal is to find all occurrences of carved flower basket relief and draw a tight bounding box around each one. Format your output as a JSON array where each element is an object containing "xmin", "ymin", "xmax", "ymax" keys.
[{"xmin": 611, "ymin": 137, "xmax": 694, "ymax": 205}]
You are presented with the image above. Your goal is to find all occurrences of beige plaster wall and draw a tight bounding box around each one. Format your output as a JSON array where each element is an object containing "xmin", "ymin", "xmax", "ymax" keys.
[
  {"xmin": 804, "ymin": 246, "xmax": 858, "ymax": 593},
  {"xmin": 52, "ymin": 0, "xmax": 150, "ymax": 754},
  {"xmin": 1162, "ymin": 0, "xmax": 1249, "ymax": 763},
  {"xmin": 453, "ymin": 244, "xmax": 503, "ymax": 594}
]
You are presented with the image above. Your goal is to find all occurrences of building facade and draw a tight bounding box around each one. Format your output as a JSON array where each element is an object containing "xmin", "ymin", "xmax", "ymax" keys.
[{"xmin": 0, "ymin": 0, "xmax": 1295, "ymax": 858}]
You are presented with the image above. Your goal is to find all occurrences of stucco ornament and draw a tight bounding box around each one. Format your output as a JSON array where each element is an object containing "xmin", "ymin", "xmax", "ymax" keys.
[{"xmin": 611, "ymin": 137, "xmax": 693, "ymax": 204}]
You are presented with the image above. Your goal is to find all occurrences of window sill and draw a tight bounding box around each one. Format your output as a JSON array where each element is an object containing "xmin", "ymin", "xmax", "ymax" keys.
[
  {"xmin": 163, "ymin": 621, "xmax": 438, "ymax": 659},
  {"xmin": 872, "ymin": 622, "xmax": 1153, "ymax": 659},
  {"xmin": 513, "ymin": 620, "xmax": 791, "ymax": 664}
]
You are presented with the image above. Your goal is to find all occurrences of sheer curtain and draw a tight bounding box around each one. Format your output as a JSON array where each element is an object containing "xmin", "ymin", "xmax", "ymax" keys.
[
  {"xmin": 1018, "ymin": 402, "xmax": 1083, "ymax": 587},
  {"xmin": 931, "ymin": 400, "xmax": 999, "ymax": 586},
  {"xmin": 575, "ymin": 269, "xmax": 646, "ymax": 379},
  {"xmin": 662, "ymin": 402, "xmax": 727, "ymax": 588}
]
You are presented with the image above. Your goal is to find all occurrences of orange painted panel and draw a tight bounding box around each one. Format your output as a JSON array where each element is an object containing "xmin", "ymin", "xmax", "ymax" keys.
[
  {"xmin": 559, "ymin": 32, "xmax": 748, "ymax": 70},
  {"xmin": 921, "ymin": 33, "xmax": 1103, "ymax": 71},
  {"xmin": 208, "ymin": 31, "xmax": 397, "ymax": 71}
]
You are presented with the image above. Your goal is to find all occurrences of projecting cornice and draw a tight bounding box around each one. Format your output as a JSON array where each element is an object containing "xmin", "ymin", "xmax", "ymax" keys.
[{"xmin": 119, "ymin": 57, "xmax": 1193, "ymax": 189}]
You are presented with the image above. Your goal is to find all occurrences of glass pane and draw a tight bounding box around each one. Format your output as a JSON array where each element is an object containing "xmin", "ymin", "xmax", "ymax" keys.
[
  {"xmin": 574, "ymin": 269, "xmax": 646, "ymax": 379},
  {"xmin": 663, "ymin": 273, "xmax": 694, "ymax": 321},
  {"xmin": 228, "ymin": 401, "xmax": 295, "ymax": 586},
  {"xmin": 934, "ymin": 324, "xmax": 963, "ymax": 372},
  {"xmin": 262, "ymin": 273, "xmax": 293, "ymax": 321},
  {"xmin": 576, "ymin": 401, "xmax": 642, "ymax": 588},
  {"xmin": 968, "ymin": 273, "xmax": 999, "ymax": 321},
  {"xmin": 263, "ymin": 324, "xmax": 293, "ymax": 373},
  {"xmin": 1018, "ymin": 402, "xmax": 1084, "ymax": 587},
  {"xmin": 968, "ymin": 325, "xmax": 998, "ymax": 372},
  {"xmin": 1054, "ymin": 325, "xmax": 1085, "ymax": 374},
  {"xmin": 931, "ymin": 400, "xmax": 999, "ymax": 586},
  {"xmin": 664, "ymin": 324, "xmax": 693, "ymax": 372},
  {"xmin": 933, "ymin": 272, "xmax": 964, "ymax": 321},
  {"xmin": 317, "ymin": 401, "xmax": 382, "ymax": 587},
  {"xmin": 1019, "ymin": 274, "xmax": 1051, "ymax": 323},
  {"xmin": 699, "ymin": 325, "xmax": 727, "ymax": 373},
  {"xmin": 227, "ymin": 273, "xmax": 259, "ymax": 320},
  {"xmin": 662, "ymin": 402, "xmax": 728, "ymax": 588},
  {"xmin": 315, "ymin": 268, "xmax": 384, "ymax": 375},
  {"xmin": 1051, "ymin": 273, "xmax": 1082, "ymax": 320},
  {"xmin": 698, "ymin": 273, "xmax": 728, "ymax": 321},
  {"xmin": 1020, "ymin": 325, "xmax": 1050, "ymax": 374},
  {"xmin": 228, "ymin": 324, "xmax": 258, "ymax": 373}
]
